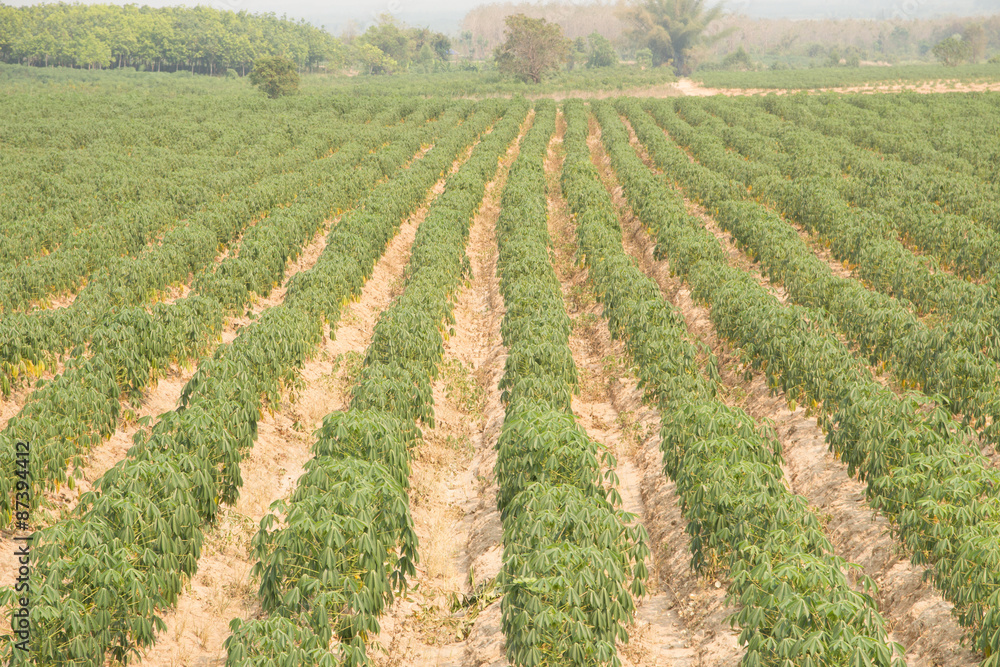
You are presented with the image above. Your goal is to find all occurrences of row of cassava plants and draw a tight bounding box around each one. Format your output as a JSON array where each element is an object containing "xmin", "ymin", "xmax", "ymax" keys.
[
  {"xmin": 224, "ymin": 99, "xmax": 529, "ymax": 666},
  {"xmin": 677, "ymin": 97, "xmax": 1000, "ymax": 367},
  {"xmin": 0, "ymin": 97, "xmax": 355, "ymax": 312},
  {"xmin": 828, "ymin": 93, "xmax": 1000, "ymax": 184},
  {"xmin": 0, "ymin": 92, "xmax": 357, "ymax": 265},
  {"xmin": 0, "ymin": 100, "xmax": 505, "ymax": 666},
  {"xmin": 751, "ymin": 93, "xmax": 1000, "ymax": 234},
  {"xmin": 614, "ymin": 98, "xmax": 1000, "ymax": 665},
  {"xmin": 642, "ymin": 99, "xmax": 1000, "ymax": 449},
  {"xmin": 578, "ymin": 99, "xmax": 902, "ymax": 666},
  {"xmin": 492, "ymin": 99, "xmax": 649, "ymax": 667},
  {"xmin": 0, "ymin": 101, "xmax": 457, "ymax": 524},
  {"xmin": 691, "ymin": 96, "xmax": 1000, "ymax": 284},
  {"xmin": 0, "ymin": 99, "xmax": 413, "ymax": 395}
]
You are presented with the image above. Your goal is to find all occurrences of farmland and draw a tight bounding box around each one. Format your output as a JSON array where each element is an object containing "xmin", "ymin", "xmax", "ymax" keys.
[{"xmin": 2, "ymin": 68, "xmax": 1000, "ymax": 667}]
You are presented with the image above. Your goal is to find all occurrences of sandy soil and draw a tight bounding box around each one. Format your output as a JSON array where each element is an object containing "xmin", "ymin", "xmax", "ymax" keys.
[
  {"xmin": 607, "ymin": 109, "xmax": 981, "ymax": 666},
  {"xmin": 565, "ymin": 112, "xmax": 743, "ymax": 666},
  {"xmin": 0, "ymin": 355, "xmax": 69, "ymax": 435},
  {"xmin": 461, "ymin": 75, "xmax": 1000, "ymax": 103},
  {"xmin": 135, "ymin": 142, "xmax": 470, "ymax": 667},
  {"xmin": 0, "ymin": 199, "xmax": 355, "ymax": 658},
  {"xmin": 62, "ymin": 214, "xmax": 340, "ymax": 521},
  {"xmin": 651, "ymin": 111, "xmax": 1000, "ymax": 467},
  {"xmin": 371, "ymin": 111, "xmax": 530, "ymax": 667},
  {"xmin": 676, "ymin": 76, "xmax": 1000, "ymax": 97},
  {"xmin": 0, "ymin": 208, "xmax": 266, "ymax": 435},
  {"xmin": 26, "ymin": 290, "xmax": 78, "ymax": 312}
]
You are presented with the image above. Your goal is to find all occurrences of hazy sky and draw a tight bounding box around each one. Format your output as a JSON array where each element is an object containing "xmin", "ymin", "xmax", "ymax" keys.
[{"xmin": 7, "ymin": 0, "xmax": 1000, "ymax": 34}]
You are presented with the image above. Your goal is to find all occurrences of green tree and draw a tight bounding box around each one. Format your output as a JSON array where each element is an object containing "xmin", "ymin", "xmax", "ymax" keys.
[
  {"xmin": 354, "ymin": 42, "xmax": 396, "ymax": 75},
  {"xmin": 0, "ymin": 4, "xmax": 343, "ymax": 75},
  {"xmin": 72, "ymin": 33, "xmax": 112, "ymax": 69},
  {"xmin": 586, "ymin": 31, "xmax": 617, "ymax": 68},
  {"xmin": 249, "ymin": 55, "xmax": 299, "ymax": 97},
  {"xmin": 569, "ymin": 36, "xmax": 587, "ymax": 70},
  {"xmin": 622, "ymin": 0, "xmax": 730, "ymax": 75},
  {"xmin": 720, "ymin": 45, "xmax": 752, "ymax": 70},
  {"xmin": 417, "ymin": 41, "xmax": 435, "ymax": 71},
  {"xmin": 933, "ymin": 34, "xmax": 971, "ymax": 66},
  {"xmin": 360, "ymin": 15, "xmax": 413, "ymax": 68},
  {"xmin": 843, "ymin": 45, "xmax": 862, "ymax": 67},
  {"xmin": 494, "ymin": 14, "xmax": 569, "ymax": 83},
  {"xmin": 429, "ymin": 32, "xmax": 451, "ymax": 61}
]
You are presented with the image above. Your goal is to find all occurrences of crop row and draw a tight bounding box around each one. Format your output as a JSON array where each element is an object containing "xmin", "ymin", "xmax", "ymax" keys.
[
  {"xmin": 224, "ymin": 100, "xmax": 527, "ymax": 666},
  {"xmin": 0, "ymin": 99, "xmax": 410, "ymax": 395},
  {"xmin": 756, "ymin": 94, "xmax": 1000, "ymax": 233},
  {"xmin": 659, "ymin": 97, "xmax": 993, "ymax": 325},
  {"xmin": 0, "ymin": 99, "xmax": 356, "ymax": 312},
  {"xmin": 617, "ymin": 98, "xmax": 1000, "ymax": 665},
  {"xmin": 0, "ymin": 101, "xmax": 455, "ymax": 526},
  {"xmin": 1, "ymin": 100, "xmax": 502, "ymax": 666},
  {"xmin": 692, "ymin": 96, "xmax": 1000, "ymax": 284},
  {"xmin": 642, "ymin": 99, "xmax": 1000, "ymax": 450},
  {"xmin": 834, "ymin": 93, "xmax": 1000, "ymax": 184},
  {"xmin": 493, "ymin": 100, "xmax": 647, "ymax": 667},
  {"xmin": 574, "ymin": 99, "xmax": 901, "ymax": 666},
  {"xmin": 0, "ymin": 94, "xmax": 335, "ymax": 269}
]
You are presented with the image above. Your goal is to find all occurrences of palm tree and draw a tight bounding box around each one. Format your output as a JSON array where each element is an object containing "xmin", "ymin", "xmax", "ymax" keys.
[{"xmin": 622, "ymin": 0, "xmax": 730, "ymax": 75}]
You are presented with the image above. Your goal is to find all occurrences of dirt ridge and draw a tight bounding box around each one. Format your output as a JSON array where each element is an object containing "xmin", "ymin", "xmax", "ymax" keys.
[
  {"xmin": 607, "ymin": 109, "xmax": 979, "ymax": 666},
  {"xmin": 371, "ymin": 112, "xmax": 534, "ymax": 667},
  {"xmin": 135, "ymin": 140, "xmax": 472, "ymax": 667}
]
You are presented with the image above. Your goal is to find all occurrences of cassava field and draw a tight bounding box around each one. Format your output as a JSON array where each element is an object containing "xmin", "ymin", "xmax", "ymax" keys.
[{"xmin": 3, "ymin": 68, "xmax": 1000, "ymax": 667}]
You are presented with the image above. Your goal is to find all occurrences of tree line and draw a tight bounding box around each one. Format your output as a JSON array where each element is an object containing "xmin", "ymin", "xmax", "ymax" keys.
[
  {"xmin": 0, "ymin": 4, "xmax": 342, "ymax": 74},
  {"xmin": 464, "ymin": 2, "xmax": 1000, "ymax": 72}
]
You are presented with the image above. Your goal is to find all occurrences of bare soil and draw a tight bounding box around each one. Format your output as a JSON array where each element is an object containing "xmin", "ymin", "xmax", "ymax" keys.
[
  {"xmin": 372, "ymin": 111, "xmax": 531, "ymax": 667},
  {"xmin": 675, "ymin": 76, "xmax": 1000, "ymax": 97},
  {"xmin": 604, "ymin": 108, "xmax": 980, "ymax": 666},
  {"xmin": 566, "ymin": 111, "xmax": 744, "ymax": 666},
  {"xmin": 136, "ymin": 146, "xmax": 468, "ymax": 666}
]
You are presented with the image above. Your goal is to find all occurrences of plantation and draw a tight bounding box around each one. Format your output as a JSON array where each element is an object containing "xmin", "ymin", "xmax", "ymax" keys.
[{"xmin": 2, "ymin": 68, "xmax": 1000, "ymax": 667}]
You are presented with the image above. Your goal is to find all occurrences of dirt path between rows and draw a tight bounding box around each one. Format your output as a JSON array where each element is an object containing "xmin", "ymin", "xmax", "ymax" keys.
[
  {"xmin": 372, "ymin": 110, "xmax": 532, "ymax": 667},
  {"xmin": 136, "ymin": 142, "xmax": 473, "ymax": 667},
  {"xmin": 555, "ymin": 109, "xmax": 744, "ymax": 665},
  {"xmin": 0, "ymin": 211, "xmax": 344, "ymax": 600},
  {"xmin": 605, "ymin": 108, "xmax": 980, "ymax": 666},
  {"xmin": 0, "ymin": 208, "xmax": 270, "ymax": 438}
]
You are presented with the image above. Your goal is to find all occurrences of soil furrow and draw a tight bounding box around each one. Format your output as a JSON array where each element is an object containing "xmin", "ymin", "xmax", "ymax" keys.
[
  {"xmin": 620, "ymin": 114, "xmax": 907, "ymax": 393},
  {"xmin": 372, "ymin": 112, "xmax": 531, "ymax": 667},
  {"xmin": 0, "ymin": 212, "xmax": 346, "ymax": 597},
  {"xmin": 608, "ymin": 110, "xmax": 979, "ymax": 667},
  {"xmin": 674, "ymin": 77, "xmax": 1000, "ymax": 97},
  {"xmin": 135, "ymin": 143, "xmax": 468, "ymax": 667},
  {"xmin": 553, "ymin": 109, "xmax": 741, "ymax": 666}
]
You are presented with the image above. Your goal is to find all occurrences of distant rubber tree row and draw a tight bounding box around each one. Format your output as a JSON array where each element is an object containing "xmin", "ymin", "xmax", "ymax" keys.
[{"xmin": 0, "ymin": 3, "xmax": 344, "ymax": 75}]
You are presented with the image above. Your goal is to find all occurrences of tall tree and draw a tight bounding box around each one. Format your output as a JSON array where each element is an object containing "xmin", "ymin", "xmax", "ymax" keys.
[
  {"xmin": 494, "ymin": 14, "xmax": 568, "ymax": 83},
  {"xmin": 586, "ymin": 31, "xmax": 617, "ymax": 67},
  {"xmin": 249, "ymin": 54, "xmax": 299, "ymax": 97},
  {"xmin": 933, "ymin": 34, "xmax": 971, "ymax": 66},
  {"xmin": 354, "ymin": 42, "xmax": 397, "ymax": 74},
  {"xmin": 0, "ymin": 4, "xmax": 342, "ymax": 75},
  {"xmin": 622, "ymin": 0, "xmax": 729, "ymax": 75}
]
